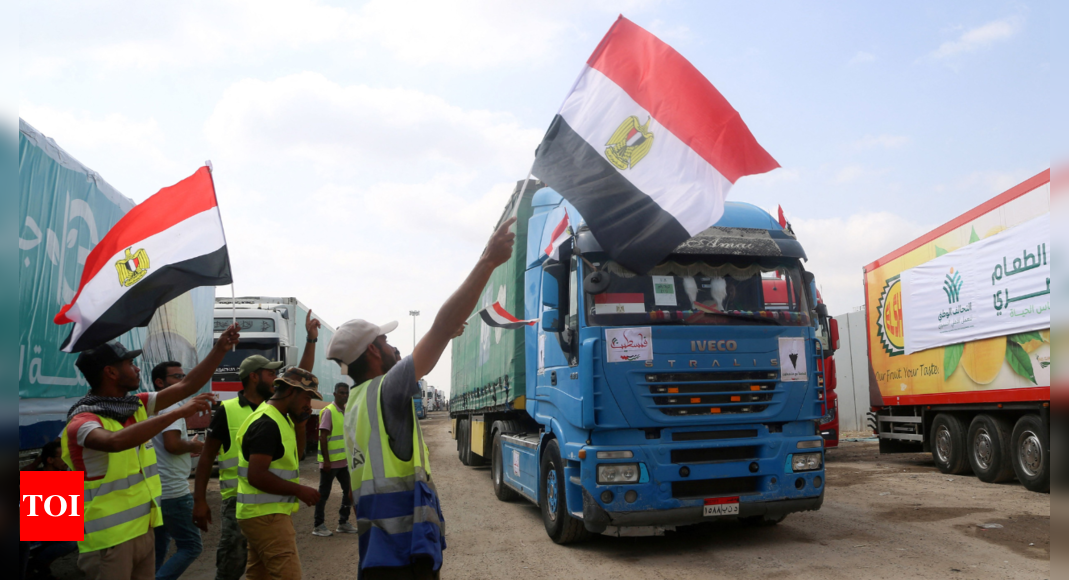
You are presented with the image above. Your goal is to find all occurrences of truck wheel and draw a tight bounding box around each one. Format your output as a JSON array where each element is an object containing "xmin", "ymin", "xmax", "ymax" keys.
[
  {"xmin": 492, "ymin": 431, "xmax": 520, "ymax": 502},
  {"xmin": 967, "ymin": 414, "xmax": 1015, "ymax": 483},
  {"xmin": 1010, "ymin": 415, "xmax": 1049, "ymax": 493},
  {"xmin": 539, "ymin": 439, "xmax": 590, "ymax": 544},
  {"xmin": 931, "ymin": 414, "xmax": 970, "ymax": 475},
  {"xmin": 458, "ymin": 418, "xmax": 472, "ymax": 466}
]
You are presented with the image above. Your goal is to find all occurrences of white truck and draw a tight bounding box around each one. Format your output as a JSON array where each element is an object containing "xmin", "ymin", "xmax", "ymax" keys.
[{"xmin": 210, "ymin": 296, "xmax": 345, "ymax": 402}]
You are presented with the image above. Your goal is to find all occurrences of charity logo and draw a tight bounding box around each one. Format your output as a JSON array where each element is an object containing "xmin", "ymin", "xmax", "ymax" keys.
[
  {"xmin": 876, "ymin": 275, "xmax": 905, "ymax": 356},
  {"xmin": 20, "ymin": 471, "xmax": 85, "ymax": 542},
  {"xmin": 943, "ymin": 267, "xmax": 963, "ymax": 304},
  {"xmin": 789, "ymin": 353, "xmax": 799, "ymax": 368},
  {"xmin": 115, "ymin": 247, "xmax": 150, "ymax": 287},
  {"xmin": 606, "ymin": 115, "xmax": 654, "ymax": 170}
]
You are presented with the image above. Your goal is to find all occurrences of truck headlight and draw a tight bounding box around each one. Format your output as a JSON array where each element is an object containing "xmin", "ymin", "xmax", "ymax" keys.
[
  {"xmin": 791, "ymin": 453, "xmax": 823, "ymax": 472},
  {"xmin": 597, "ymin": 463, "xmax": 639, "ymax": 484}
]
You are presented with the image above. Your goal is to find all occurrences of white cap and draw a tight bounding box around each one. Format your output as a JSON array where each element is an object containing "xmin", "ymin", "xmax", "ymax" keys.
[{"xmin": 327, "ymin": 319, "xmax": 399, "ymax": 372}]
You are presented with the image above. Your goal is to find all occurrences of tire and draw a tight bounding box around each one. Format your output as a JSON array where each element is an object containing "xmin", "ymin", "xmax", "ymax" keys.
[
  {"xmin": 931, "ymin": 414, "xmax": 971, "ymax": 475},
  {"xmin": 492, "ymin": 431, "xmax": 520, "ymax": 502},
  {"xmin": 1010, "ymin": 415, "xmax": 1049, "ymax": 493},
  {"xmin": 539, "ymin": 439, "xmax": 590, "ymax": 544},
  {"xmin": 458, "ymin": 418, "xmax": 472, "ymax": 466},
  {"xmin": 967, "ymin": 414, "xmax": 1015, "ymax": 483}
]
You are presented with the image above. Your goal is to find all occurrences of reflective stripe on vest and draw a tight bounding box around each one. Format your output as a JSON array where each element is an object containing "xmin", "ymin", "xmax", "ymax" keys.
[
  {"xmin": 352, "ymin": 375, "xmax": 446, "ymax": 571},
  {"xmin": 61, "ymin": 401, "xmax": 163, "ymax": 553},
  {"xmin": 317, "ymin": 403, "xmax": 347, "ymax": 464},
  {"xmin": 218, "ymin": 397, "xmax": 255, "ymax": 500},
  {"xmin": 235, "ymin": 403, "xmax": 300, "ymax": 520}
]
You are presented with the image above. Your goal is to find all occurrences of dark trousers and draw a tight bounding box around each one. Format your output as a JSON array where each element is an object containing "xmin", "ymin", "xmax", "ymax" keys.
[
  {"xmin": 314, "ymin": 467, "xmax": 354, "ymax": 527},
  {"xmin": 154, "ymin": 494, "xmax": 203, "ymax": 580}
]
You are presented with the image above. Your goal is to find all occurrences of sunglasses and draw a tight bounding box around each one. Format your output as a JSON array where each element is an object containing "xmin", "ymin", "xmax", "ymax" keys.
[{"xmin": 167, "ymin": 373, "xmax": 187, "ymax": 380}]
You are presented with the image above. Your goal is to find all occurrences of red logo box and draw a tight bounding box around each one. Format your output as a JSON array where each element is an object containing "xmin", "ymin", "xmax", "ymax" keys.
[{"xmin": 21, "ymin": 471, "xmax": 84, "ymax": 542}]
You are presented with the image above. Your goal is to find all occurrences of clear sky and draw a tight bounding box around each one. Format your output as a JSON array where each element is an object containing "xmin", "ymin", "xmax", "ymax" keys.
[{"xmin": 20, "ymin": 0, "xmax": 1049, "ymax": 392}]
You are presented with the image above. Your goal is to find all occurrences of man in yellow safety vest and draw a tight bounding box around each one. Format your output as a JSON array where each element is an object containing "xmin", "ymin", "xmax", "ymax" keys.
[
  {"xmin": 312, "ymin": 382, "xmax": 355, "ymax": 537},
  {"xmin": 61, "ymin": 325, "xmax": 240, "ymax": 580},
  {"xmin": 235, "ymin": 366, "xmax": 323, "ymax": 579},
  {"xmin": 327, "ymin": 217, "xmax": 516, "ymax": 579}
]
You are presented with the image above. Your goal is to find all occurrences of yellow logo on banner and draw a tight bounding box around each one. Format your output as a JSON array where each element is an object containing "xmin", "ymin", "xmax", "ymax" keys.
[
  {"xmin": 605, "ymin": 116, "xmax": 654, "ymax": 170},
  {"xmin": 115, "ymin": 247, "xmax": 150, "ymax": 287},
  {"xmin": 876, "ymin": 275, "xmax": 905, "ymax": 356}
]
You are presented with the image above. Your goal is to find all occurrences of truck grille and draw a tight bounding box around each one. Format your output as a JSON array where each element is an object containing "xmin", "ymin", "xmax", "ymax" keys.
[
  {"xmin": 670, "ymin": 446, "xmax": 761, "ymax": 464},
  {"xmin": 671, "ymin": 476, "xmax": 762, "ymax": 499},
  {"xmin": 639, "ymin": 371, "xmax": 781, "ymax": 417}
]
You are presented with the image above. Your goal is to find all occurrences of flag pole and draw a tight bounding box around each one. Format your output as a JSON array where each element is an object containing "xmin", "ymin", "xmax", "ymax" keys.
[{"xmin": 205, "ymin": 160, "xmax": 238, "ymax": 352}]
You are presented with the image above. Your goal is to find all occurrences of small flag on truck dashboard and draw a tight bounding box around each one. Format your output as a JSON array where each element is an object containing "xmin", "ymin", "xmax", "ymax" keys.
[{"xmin": 479, "ymin": 302, "xmax": 537, "ymax": 330}]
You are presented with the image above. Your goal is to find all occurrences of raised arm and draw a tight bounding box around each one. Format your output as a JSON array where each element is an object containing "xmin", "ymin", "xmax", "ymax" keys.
[
  {"xmin": 298, "ymin": 310, "xmax": 320, "ymax": 372},
  {"xmin": 412, "ymin": 217, "xmax": 516, "ymax": 380},
  {"xmin": 155, "ymin": 325, "xmax": 241, "ymax": 411},
  {"xmin": 82, "ymin": 393, "xmax": 214, "ymax": 453}
]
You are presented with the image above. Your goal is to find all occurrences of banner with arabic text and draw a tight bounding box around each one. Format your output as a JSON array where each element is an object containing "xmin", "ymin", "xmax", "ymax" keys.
[{"xmin": 901, "ymin": 213, "xmax": 1049, "ymax": 354}]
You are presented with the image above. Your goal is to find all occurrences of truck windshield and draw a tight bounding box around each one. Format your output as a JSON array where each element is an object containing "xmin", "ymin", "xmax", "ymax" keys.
[
  {"xmin": 584, "ymin": 256, "xmax": 813, "ymax": 327},
  {"xmin": 215, "ymin": 339, "xmax": 280, "ymax": 374}
]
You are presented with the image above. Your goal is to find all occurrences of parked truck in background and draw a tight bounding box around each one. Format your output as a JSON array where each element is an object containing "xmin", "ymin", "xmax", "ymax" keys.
[
  {"xmin": 449, "ymin": 180, "xmax": 829, "ymax": 543},
  {"xmin": 191, "ymin": 297, "xmax": 346, "ymax": 442},
  {"xmin": 865, "ymin": 170, "xmax": 1050, "ymax": 492}
]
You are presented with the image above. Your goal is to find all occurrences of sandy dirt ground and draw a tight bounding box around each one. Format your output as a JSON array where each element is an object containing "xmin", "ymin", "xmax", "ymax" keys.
[{"xmin": 50, "ymin": 411, "xmax": 1049, "ymax": 579}]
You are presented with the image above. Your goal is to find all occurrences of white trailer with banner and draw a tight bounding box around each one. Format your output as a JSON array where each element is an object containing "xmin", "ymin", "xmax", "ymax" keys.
[{"xmin": 863, "ymin": 170, "xmax": 1050, "ymax": 492}]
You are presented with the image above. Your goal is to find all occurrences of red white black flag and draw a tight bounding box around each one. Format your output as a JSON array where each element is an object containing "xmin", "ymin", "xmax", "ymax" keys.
[
  {"xmin": 54, "ymin": 167, "xmax": 232, "ymax": 352},
  {"xmin": 479, "ymin": 302, "xmax": 537, "ymax": 330},
  {"xmin": 532, "ymin": 16, "xmax": 779, "ymax": 274},
  {"xmin": 543, "ymin": 212, "xmax": 572, "ymax": 262}
]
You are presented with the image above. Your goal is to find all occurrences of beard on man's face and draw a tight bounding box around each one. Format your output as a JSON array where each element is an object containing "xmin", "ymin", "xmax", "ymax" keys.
[
  {"xmin": 380, "ymin": 344, "xmax": 398, "ymax": 373},
  {"xmin": 255, "ymin": 376, "xmax": 274, "ymax": 400}
]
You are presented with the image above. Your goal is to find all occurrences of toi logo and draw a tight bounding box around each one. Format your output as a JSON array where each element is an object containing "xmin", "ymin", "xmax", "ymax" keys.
[{"xmin": 20, "ymin": 471, "xmax": 84, "ymax": 542}]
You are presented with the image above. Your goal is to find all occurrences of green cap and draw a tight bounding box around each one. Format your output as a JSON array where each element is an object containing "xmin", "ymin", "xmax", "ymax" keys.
[{"xmin": 239, "ymin": 355, "xmax": 284, "ymax": 379}]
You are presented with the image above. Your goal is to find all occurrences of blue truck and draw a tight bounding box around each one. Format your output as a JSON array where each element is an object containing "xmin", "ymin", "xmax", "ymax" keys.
[{"xmin": 450, "ymin": 180, "xmax": 828, "ymax": 543}]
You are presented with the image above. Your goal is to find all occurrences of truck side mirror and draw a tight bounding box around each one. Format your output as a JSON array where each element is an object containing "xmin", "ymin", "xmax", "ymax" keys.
[
  {"xmin": 542, "ymin": 266, "xmax": 561, "ymax": 308},
  {"xmin": 830, "ymin": 318, "xmax": 840, "ymax": 351},
  {"xmin": 815, "ymin": 303, "xmax": 828, "ymax": 318},
  {"xmin": 542, "ymin": 309, "xmax": 563, "ymax": 333}
]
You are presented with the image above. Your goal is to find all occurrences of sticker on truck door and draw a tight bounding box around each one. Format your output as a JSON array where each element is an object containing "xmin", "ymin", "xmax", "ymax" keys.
[
  {"xmin": 778, "ymin": 336, "xmax": 807, "ymax": 381},
  {"xmin": 605, "ymin": 327, "xmax": 653, "ymax": 363},
  {"xmin": 512, "ymin": 449, "xmax": 520, "ymax": 477}
]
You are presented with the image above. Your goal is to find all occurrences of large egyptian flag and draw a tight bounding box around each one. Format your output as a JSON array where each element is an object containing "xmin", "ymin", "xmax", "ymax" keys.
[
  {"xmin": 532, "ymin": 16, "xmax": 779, "ymax": 274},
  {"xmin": 55, "ymin": 166, "xmax": 232, "ymax": 352}
]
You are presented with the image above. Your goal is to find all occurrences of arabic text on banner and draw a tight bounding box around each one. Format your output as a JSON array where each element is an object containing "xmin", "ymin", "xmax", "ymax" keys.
[{"xmin": 901, "ymin": 213, "xmax": 1050, "ymax": 354}]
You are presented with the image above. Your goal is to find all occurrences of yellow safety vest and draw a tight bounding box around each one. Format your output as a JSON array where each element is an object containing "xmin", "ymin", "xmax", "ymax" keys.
[
  {"xmin": 235, "ymin": 403, "xmax": 300, "ymax": 520},
  {"xmin": 352, "ymin": 376, "xmax": 445, "ymax": 570},
  {"xmin": 217, "ymin": 397, "xmax": 255, "ymax": 500},
  {"xmin": 317, "ymin": 403, "xmax": 346, "ymax": 464},
  {"xmin": 61, "ymin": 402, "xmax": 163, "ymax": 553}
]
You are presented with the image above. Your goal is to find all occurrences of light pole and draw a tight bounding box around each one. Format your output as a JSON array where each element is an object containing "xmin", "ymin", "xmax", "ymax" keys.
[{"xmin": 409, "ymin": 310, "xmax": 420, "ymax": 352}]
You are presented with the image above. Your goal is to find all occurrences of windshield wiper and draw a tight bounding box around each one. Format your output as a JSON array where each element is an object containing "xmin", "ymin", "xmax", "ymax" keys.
[{"xmin": 687, "ymin": 311, "xmax": 783, "ymax": 326}]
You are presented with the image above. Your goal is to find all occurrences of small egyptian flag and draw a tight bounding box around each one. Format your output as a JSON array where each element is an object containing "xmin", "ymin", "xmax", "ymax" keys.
[
  {"xmin": 479, "ymin": 302, "xmax": 537, "ymax": 330},
  {"xmin": 777, "ymin": 205, "xmax": 794, "ymax": 236},
  {"xmin": 593, "ymin": 293, "xmax": 645, "ymax": 315},
  {"xmin": 54, "ymin": 166, "xmax": 233, "ymax": 352},
  {"xmin": 544, "ymin": 212, "xmax": 572, "ymax": 262},
  {"xmin": 532, "ymin": 16, "xmax": 779, "ymax": 274}
]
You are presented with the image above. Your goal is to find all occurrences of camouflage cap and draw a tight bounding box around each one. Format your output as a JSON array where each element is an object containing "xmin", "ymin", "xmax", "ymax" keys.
[{"xmin": 274, "ymin": 367, "xmax": 322, "ymax": 400}]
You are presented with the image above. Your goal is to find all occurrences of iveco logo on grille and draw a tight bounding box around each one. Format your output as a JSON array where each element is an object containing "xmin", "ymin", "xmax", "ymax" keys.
[{"xmin": 691, "ymin": 340, "xmax": 738, "ymax": 352}]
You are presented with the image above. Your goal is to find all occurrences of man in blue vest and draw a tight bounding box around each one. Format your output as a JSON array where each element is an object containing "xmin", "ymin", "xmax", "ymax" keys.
[{"xmin": 327, "ymin": 217, "xmax": 515, "ymax": 579}]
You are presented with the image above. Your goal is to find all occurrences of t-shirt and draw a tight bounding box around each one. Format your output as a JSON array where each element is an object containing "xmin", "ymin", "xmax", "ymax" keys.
[
  {"xmin": 206, "ymin": 392, "xmax": 260, "ymax": 453},
  {"xmin": 64, "ymin": 392, "xmax": 158, "ymax": 481},
  {"xmin": 151, "ymin": 403, "xmax": 192, "ymax": 500},
  {"xmin": 380, "ymin": 356, "xmax": 419, "ymax": 462},
  {"xmin": 240, "ymin": 414, "xmax": 287, "ymax": 463},
  {"xmin": 318, "ymin": 406, "xmax": 347, "ymax": 470}
]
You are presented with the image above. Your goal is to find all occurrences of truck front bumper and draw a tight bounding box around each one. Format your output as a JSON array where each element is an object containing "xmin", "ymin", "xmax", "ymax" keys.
[{"xmin": 581, "ymin": 490, "xmax": 824, "ymax": 533}]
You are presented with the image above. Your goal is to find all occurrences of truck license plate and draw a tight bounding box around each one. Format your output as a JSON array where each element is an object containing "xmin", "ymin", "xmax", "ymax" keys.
[{"xmin": 703, "ymin": 497, "xmax": 740, "ymax": 517}]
